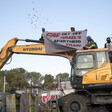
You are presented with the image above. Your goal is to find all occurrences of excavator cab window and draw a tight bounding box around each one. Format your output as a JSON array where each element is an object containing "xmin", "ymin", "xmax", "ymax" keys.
[
  {"xmin": 77, "ymin": 54, "xmax": 94, "ymax": 69},
  {"xmin": 75, "ymin": 52, "xmax": 95, "ymax": 77},
  {"xmin": 96, "ymin": 51, "xmax": 107, "ymax": 68}
]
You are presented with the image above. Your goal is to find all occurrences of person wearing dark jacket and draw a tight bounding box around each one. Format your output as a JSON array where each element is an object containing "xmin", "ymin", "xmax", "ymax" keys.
[
  {"xmin": 83, "ymin": 36, "xmax": 98, "ymax": 50},
  {"xmin": 104, "ymin": 37, "xmax": 112, "ymax": 50},
  {"xmin": 104, "ymin": 37, "xmax": 112, "ymax": 62}
]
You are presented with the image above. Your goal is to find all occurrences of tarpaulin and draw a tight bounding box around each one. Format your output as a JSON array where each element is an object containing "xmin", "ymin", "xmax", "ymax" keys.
[{"xmin": 44, "ymin": 30, "xmax": 87, "ymax": 53}]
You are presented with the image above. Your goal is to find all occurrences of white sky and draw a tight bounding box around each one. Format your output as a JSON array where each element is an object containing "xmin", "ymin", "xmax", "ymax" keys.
[{"xmin": 0, "ymin": 0, "xmax": 112, "ymax": 76}]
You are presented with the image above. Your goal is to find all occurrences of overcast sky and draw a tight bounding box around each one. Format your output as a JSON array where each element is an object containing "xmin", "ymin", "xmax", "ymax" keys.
[{"xmin": 0, "ymin": 0, "xmax": 112, "ymax": 76}]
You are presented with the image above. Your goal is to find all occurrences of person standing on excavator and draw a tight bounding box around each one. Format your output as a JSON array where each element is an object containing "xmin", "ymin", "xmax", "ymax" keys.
[
  {"xmin": 70, "ymin": 27, "xmax": 75, "ymax": 31},
  {"xmin": 104, "ymin": 37, "xmax": 112, "ymax": 62},
  {"xmin": 83, "ymin": 36, "xmax": 98, "ymax": 50},
  {"xmin": 39, "ymin": 27, "xmax": 45, "ymax": 43},
  {"xmin": 104, "ymin": 37, "xmax": 112, "ymax": 50}
]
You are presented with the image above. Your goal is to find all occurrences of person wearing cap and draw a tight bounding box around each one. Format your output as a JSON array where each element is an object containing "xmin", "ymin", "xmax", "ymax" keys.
[
  {"xmin": 104, "ymin": 37, "xmax": 112, "ymax": 62},
  {"xmin": 83, "ymin": 36, "xmax": 98, "ymax": 50},
  {"xmin": 39, "ymin": 28, "xmax": 45, "ymax": 43},
  {"xmin": 104, "ymin": 37, "xmax": 112, "ymax": 50}
]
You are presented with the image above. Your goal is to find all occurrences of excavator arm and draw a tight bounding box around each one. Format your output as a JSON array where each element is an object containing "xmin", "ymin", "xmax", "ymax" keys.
[{"xmin": 0, "ymin": 38, "xmax": 74, "ymax": 70}]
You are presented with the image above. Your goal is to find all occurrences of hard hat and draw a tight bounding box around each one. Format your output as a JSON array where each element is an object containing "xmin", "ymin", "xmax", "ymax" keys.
[
  {"xmin": 42, "ymin": 28, "xmax": 45, "ymax": 30},
  {"xmin": 107, "ymin": 37, "xmax": 110, "ymax": 39},
  {"xmin": 87, "ymin": 36, "xmax": 91, "ymax": 39}
]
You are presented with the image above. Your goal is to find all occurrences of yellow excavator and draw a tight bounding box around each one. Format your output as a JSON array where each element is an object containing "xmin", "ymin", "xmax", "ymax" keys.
[{"xmin": 0, "ymin": 37, "xmax": 112, "ymax": 112}]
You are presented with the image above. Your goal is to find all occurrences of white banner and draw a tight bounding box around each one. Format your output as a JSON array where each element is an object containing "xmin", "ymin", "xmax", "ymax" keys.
[{"xmin": 44, "ymin": 30, "xmax": 87, "ymax": 53}]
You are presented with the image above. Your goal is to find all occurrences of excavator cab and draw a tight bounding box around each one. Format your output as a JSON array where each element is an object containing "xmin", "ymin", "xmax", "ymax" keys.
[{"xmin": 71, "ymin": 48, "xmax": 112, "ymax": 90}]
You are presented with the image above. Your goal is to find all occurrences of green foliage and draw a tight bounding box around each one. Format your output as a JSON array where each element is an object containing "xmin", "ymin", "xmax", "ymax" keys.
[
  {"xmin": 26, "ymin": 72, "xmax": 44, "ymax": 87},
  {"xmin": 44, "ymin": 74, "xmax": 54, "ymax": 89},
  {"xmin": 0, "ymin": 68, "xmax": 29, "ymax": 92},
  {"xmin": 6, "ymin": 68, "xmax": 29, "ymax": 92},
  {"xmin": 56, "ymin": 73, "xmax": 70, "ymax": 82},
  {"xmin": 0, "ymin": 71, "xmax": 4, "ymax": 92},
  {"xmin": 0, "ymin": 67, "xmax": 70, "ymax": 92}
]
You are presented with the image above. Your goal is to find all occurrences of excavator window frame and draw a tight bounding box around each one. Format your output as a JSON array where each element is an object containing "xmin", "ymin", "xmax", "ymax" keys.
[
  {"xmin": 76, "ymin": 54, "xmax": 94, "ymax": 70},
  {"xmin": 95, "ymin": 51, "xmax": 109, "ymax": 69},
  {"xmin": 75, "ymin": 51, "xmax": 96, "ymax": 77}
]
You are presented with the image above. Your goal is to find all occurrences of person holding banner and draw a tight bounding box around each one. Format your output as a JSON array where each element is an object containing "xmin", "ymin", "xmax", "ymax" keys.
[
  {"xmin": 70, "ymin": 27, "xmax": 75, "ymax": 31},
  {"xmin": 83, "ymin": 36, "xmax": 98, "ymax": 50}
]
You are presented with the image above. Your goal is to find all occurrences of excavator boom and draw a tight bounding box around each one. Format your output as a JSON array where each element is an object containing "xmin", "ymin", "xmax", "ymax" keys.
[{"xmin": 0, "ymin": 38, "xmax": 74, "ymax": 70}]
